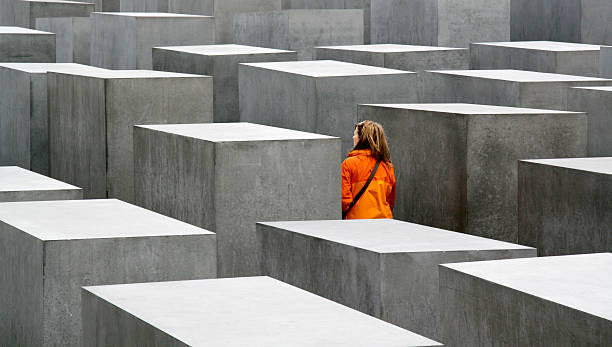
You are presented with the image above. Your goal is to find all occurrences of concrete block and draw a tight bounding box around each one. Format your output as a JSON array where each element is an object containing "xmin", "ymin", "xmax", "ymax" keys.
[
  {"xmin": 153, "ymin": 44, "xmax": 297, "ymax": 122},
  {"xmin": 0, "ymin": 26, "xmax": 54, "ymax": 62},
  {"xmin": 36, "ymin": 17, "xmax": 90, "ymax": 64},
  {"xmin": 601, "ymin": 46, "xmax": 612, "ymax": 78},
  {"xmin": 440, "ymin": 253, "xmax": 612, "ymax": 346},
  {"xmin": 133, "ymin": 123, "xmax": 341, "ymax": 277},
  {"xmin": 360, "ymin": 103, "xmax": 587, "ymax": 242},
  {"xmin": 371, "ymin": 0, "xmax": 510, "ymax": 47},
  {"xmin": 519, "ymin": 158, "xmax": 612, "ymax": 256},
  {"xmin": 48, "ymin": 69, "xmax": 213, "ymax": 201},
  {"xmin": 0, "ymin": 198, "xmax": 216, "ymax": 347},
  {"xmin": 82, "ymin": 276, "xmax": 441, "ymax": 346},
  {"xmin": 470, "ymin": 41, "xmax": 602, "ymax": 77},
  {"xmin": 258, "ymin": 219, "xmax": 536, "ymax": 340},
  {"xmin": 90, "ymin": 12, "xmax": 215, "ymax": 69},
  {"xmin": 567, "ymin": 87, "xmax": 612, "ymax": 156},
  {"xmin": 234, "ymin": 9, "xmax": 363, "ymax": 60},
  {"xmin": 239, "ymin": 60, "xmax": 418, "ymax": 154},
  {"xmin": 0, "ymin": 63, "xmax": 106, "ymax": 174},
  {"xmin": 0, "ymin": 166, "xmax": 82, "ymax": 202},
  {"xmin": 1, "ymin": 0, "xmax": 93, "ymax": 28},
  {"xmin": 423, "ymin": 69, "xmax": 612, "ymax": 110},
  {"xmin": 315, "ymin": 44, "xmax": 468, "ymax": 71}
]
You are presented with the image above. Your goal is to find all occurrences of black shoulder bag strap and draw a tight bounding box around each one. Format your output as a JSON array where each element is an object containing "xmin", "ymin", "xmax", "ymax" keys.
[{"xmin": 343, "ymin": 158, "xmax": 383, "ymax": 219}]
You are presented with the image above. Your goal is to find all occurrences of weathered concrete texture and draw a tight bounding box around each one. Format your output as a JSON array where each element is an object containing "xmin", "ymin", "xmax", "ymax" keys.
[
  {"xmin": 258, "ymin": 219, "xmax": 536, "ymax": 340},
  {"xmin": 234, "ymin": 9, "xmax": 363, "ymax": 60},
  {"xmin": 360, "ymin": 103, "xmax": 587, "ymax": 242},
  {"xmin": 0, "ymin": 0, "xmax": 93, "ymax": 28},
  {"xmin": 0, "ymin": 166, "xmax": 82, "ymax": 202},
  {"xmin": 133, "ymin": 123, "xmax": 341, "ymax": 277},
  {"xmin": 601, "ymin": 46, "xmax": 612, "ymax": 78},
  {"xmin": 239, "ymin": 60, "xmax": 418, "ymax": 155},
  {"xmin": 470, "ymin": 41, "xmax": 602, "ymax": 77},
  {"xmin": 36, "ymin": 17, "xmax": 90, "ymax": 64},
  {"xmin": 0, "ymin": 63, "xmax": 106, "ymax": 174},
  {"xmin": 0, "ymin": 26, "xmax": 54, "ymax": 62},
  {"xmin": 48, "ymin": 69, "xmax": 213, "ymax": 202},
  {"xmin": 0, "ymin": 199, "xmax": 216, "ymax": 347},
  {"xmin": 440, "ymin": 253, "xmax": 612, "ymax": 346},
  {"xmin": 82, "ymin": 276, "xmax": 442, "ymax": 346},
  {"xmin": 315, "ymin": 44, "xmax": 468, "ymax": 71},
  {"xmin": 153, "ymin": 44, "xmax": 297, "ymax": 122},
  {"xmin": 90, "ymin": 12, "xmax": 215, "ymax": 69},
  {"xmin": 423, "ymin": 69, "xmax": 612, "ymax": 110},
  {"xmin": 518, "ymin": 158, "xmax": 612, "ymax": 256},
  {"xmin": 370, "ymin": 0, "xmax": 510, "ymax": 47},
  {"xmin": 567, "ymin": 87, "xmax": 612, "ymax": 156}
]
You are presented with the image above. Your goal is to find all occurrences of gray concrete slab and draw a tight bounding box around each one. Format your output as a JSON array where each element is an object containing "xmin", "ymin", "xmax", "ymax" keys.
[
  {"xmin": 133, "ymin": 123, "xmax": 341, "ymax": 277},
  {"xmin": 48, "ymin": 69, "xmax": 212, "ymax": 202},
  {"xmin": 568, "ymin": 86, "xmax": 612, "ymax": 156},
  {"xmin": 0, "ymin": 166, "xmax": 82, "ymax": 202},
  {"xmin": 602, "ymin": 46, "xmax": 612, "ymax": 78},
  {"xmin": 371, "ymin": 0, "xmax": 510, "ymax": 47},
  {"xmin": 0, "ymin": 0, "xmax": 93, "ymax": 28},
  {"xmin": 0, "ymin": 198, "xmax": 216, "ymax": 347},
  {"xmin": 153, "ymin": 44, "xmax": 297, "ymax": 122},
  {"xmin": 0, "ymin": 26, "xmax": 54, "ymax": 62},
  {"xmin": 239, "ymin": 60, "xmax": 418, "ymax": 155},
  {"xmin": 0, "ymin": 63, "xmax": 107, "ymax": 174},
  {"xmin": 440, "ymin": 253, "xmax": 612, "ymax": 346},
  {"xmin": 470, "ymin": 41, "xmax": 602, "ymax": 77},
  {"xmin": 258, "ymin": 219, "xmax": 536, "ymax": 340},
  {"xmin": 90, "ymin": 12, "xmax": 215, "ymax": 69},
  {"xmin": 82, "ymin": 276, "xmax": 441, "ymax": 346},
  {"xmin": 519, "ymin": 158, "xmax": 612, "ymax": 256},
  {"xmin": 36, "ymin": 16, "xmax": 90, "ymax": 64},
  {"xmin": 359, "ymin": 103, "xmax": 587, "ymax": 242},
  {"xmin": 423, "ymin": 69, "xmax": 612, "ymax": 110},
  {"xmin": 234, "ymin": 9, "xmax": 363, "ymax": 60}
]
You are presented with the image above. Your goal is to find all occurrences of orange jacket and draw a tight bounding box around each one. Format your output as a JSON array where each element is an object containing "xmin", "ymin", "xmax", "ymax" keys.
[{"xmin": 341, "ymin": 149, "xmax": 396, "ymax": 219}]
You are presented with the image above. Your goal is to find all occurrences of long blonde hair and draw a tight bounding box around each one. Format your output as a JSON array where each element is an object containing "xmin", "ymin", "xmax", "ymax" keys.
[{"xmin": 354, "ymin": 120, "xmax": 392, "ymax": 163}]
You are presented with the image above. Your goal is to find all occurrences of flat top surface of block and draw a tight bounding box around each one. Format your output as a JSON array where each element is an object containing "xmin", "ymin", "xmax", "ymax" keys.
[
  {"xmin": 52, "ymin": 69, "xmax": 202, "ymax": 79},
  {"xmin": 155, "ymin": 44, "xmax": 294, "ymax": 56},
  {"xmin": 83, "ymin": 277, "xmax": 441, "ymax": 346},
  {"xmin": 572, "ymin": 86, "xmax": 612, "ymax": 92},
  {"xmin": 0, "ymin": 63, "xmax": 106, "ymax": 74},
  {"xmin": 430, "ymin": 69, "xmax": 611, "ymax": 82},
  {"xmin": 317, "ymin": 44, "xmax": 466, "ymax": 53},
  {"xmin": 0, "ymin": 166, "xmax": 80, "ymax": 192},
  {"xmin": 442, "ymin": 253, "xmax": 612, "ymax": 320},
  {"xmin": 137, "ymin": 123, "xmax": 336, "ymax": 142},
  {"xmin": 474, "ymin": 41, "xmax": 602, "ymax": 51},
  {"xmin": 94, "ymin": 12, "xmax": 212, "ymax": 18},
  {"xmin": 0, "ymin": 199, "xmax": 212, "ymax": 241},
  {"xmin": 242, "ymin": 60, "xmax": 415, "ymax": 77},
  {"xmin": 0, "ymin": 26, "xmax": 53, "ymax": 34},
  {"xmin": 522, "ymin": 157, "xmax": 612, "ymax": 175},
  {"xmin": 362, "ymin": 103, "xmax": 579, "ymax": 115},
  {"xmin": 259, "ymin": 219, "xmax": 533, "ymax": 253}
]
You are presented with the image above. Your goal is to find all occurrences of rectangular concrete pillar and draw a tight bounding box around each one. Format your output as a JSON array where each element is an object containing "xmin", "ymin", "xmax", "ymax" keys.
[
  {"xmin": 82, "ymin": 277, "xmax": 441, "ymax": 346},
  {"xmin": 239, "ymin": 60, "xmax": 418, "ymax": 155},
  {"xmin": 440, "ymin": 254, "xmax": 612, "ymax": 346},
  {"xmin": 133, "ymin": 123, "xmax": 341, "ymax": 277},
  {"xmin": 567, "ymin": 87, "xmax": 612, "ymax": 156},
  {"xmin": 258, "ymin": 219, "xmax": 536, "ymax": 340},
  {"xmin": 519, "ymin": 158, "xmax": 612, "ymax": 256},
  {"xmin": 360, "ymin": 103, "xmax": 587, "ymax": 242},
  {"xmin": 1, "ymin": 0, "xmax": 93, "ymax": 28},
  {"xmin": 36, "ymin": 17, "xmax": 90, "ymax": 64},
  {"xmin": 0, "ymin": 166, "xmax": 82, "ymax": 202},
  {"xmin": 153, "ymin": 44, "xmax": 297, "ymax": 122},
  {"xmin": 48, "ymin": 69, "xmax": 213, "ymax": 201},
  {"xmin": 601, "ymin": 46, "xmax": 612, "ymax": 78},
  {"xmin": 234, "ymin": 9, "xmax": 363, "ymax": 60},
  {"xmin": 0, "ymin": 26, "xmax": 54, "ymax": 62},
  {"xmin": 0, "ymin": 199, "xmax": 216, "ymax": 347},
  {"xmin": 90, "ymin": 12, "xmax": 215, "ymax": 69}
]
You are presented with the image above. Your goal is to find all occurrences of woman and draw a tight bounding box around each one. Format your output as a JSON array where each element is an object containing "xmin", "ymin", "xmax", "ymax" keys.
[{"xmin": 342, "ymin": 120, "xmax": 396, "ymax": 219}]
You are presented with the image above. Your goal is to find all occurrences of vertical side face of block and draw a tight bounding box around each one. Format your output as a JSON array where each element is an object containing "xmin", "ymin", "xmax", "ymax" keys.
[
  {"xmin": 370, "ymin": 0, "xmax": 438, "ymax": 45},
  {"xmin": 120, "ymin": 0, "xmax": 168, "ymax": 12},
  {"xmin": 234, "ymin": 12, "xmax": 290, "ymax": 51},
  {"xmin": 0, "ymin": 32, "xmax": 55, "ymax": 62},
  {"xmin": 437, "ymin": 0, "xmax": 510, "ymax": 47},
  {"xmin": 152, "ymin": 49, "xmax": 214, "ymax": 76},
  {"xmin": 90, "ymin": 14, "xmax": 137, "ymax": 69},
  {"xmin": 422, "ymin": 73, "xmax": 522, "ymax": 105},
  {"xmin": 581, "ymin": 0, "xmax": 612, "ymax": 45},
  {"xmin": 214, "ymin": 0, "xmax": 282, "ymax": 44},
  {"xmin": 29, "ymin": 73, "xmax": 49, "ymax": 174},
  {"xmin": 567, "ymin": 88, "xmax": 612, "ymax": 156},
  {"xmin": 601, "ymin": 46, "xmax": 612, "ymax": 77},
  {"xmin": 28, "ymin": 2, "xmax": 94, "ymax": 28},
  {"xmin": 385, "ymin": 49, "xmax": 469, "ymax": 71},
  {"xmin": 470, "ymin": 45, "xmax": 558, "ymax": 73},
  {"xmin": 315, "ymin": 48, "xmax": 385, "ymax": 67},
  {"xmin": 168, "ymin": 0, "xmax": 212, "ymax": 15},
  {"xmin": 510, "ymin": 0, "xmax": 581, "ymax": 42},
  {"xmin": 519, "ymin": 80, "xmax": 612, "ymax": 110},
  {"xmin": 72, "ymin": 17, "xmax": 91, "ymax": 64},
  {"xmin": 555, "ymin": 50, "xmax": 600, "ymax": 77},
  {"xmin": 36, "ymin": 18, "xmax": 74, "ymax": 63},
  {"xmin": 0, "ymin": 67, "xmax": 30, "ymax": 169}
]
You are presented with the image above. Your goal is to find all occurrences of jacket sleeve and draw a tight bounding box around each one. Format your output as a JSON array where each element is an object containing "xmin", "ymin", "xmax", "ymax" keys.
[
  {"xmin": 341, "ymin": 160, "xmax": 353, "ymax": 212},
  {"xmin": 388, "ymin": 167, "xmax": 396, "ymax": 211}
]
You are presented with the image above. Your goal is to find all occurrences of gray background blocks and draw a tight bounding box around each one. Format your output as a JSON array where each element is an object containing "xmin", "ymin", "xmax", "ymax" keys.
[
  {"xmin": 0, "ymin": 199, "xmax": 216, "ymax": 347},
  {"xmin": 519, "ymin": 158, "xmax": 612, "ymax": 256},
  {"xmin": 239, "ymin": 60, "xmax": 418, "ymax": 155},
  {"xmin": 0, "ymin": 26, "xmax": 55, "ymax": 62},
  {"xmin": 0, "ymin": 166, "xmax": 82, "ymax": 202},
  {"xmin": 133, "ymin": 123, "xmax": 341, "ymax": 277},
  {"xmin": 82, "ymin": 277, "xmax": 441, "ymax": 346},
  {"xmin": 257, "ymin": 219, "xmax": 536, "ymax": 340},
  {"xmin": 371, "ymin": 0, "xmax": 510, "ymax": 47},
  {"xmin": 48, "ymin": 69, "xmax": 213, "ymax": 202},
  {"xmin": 360, "ymin": 104, "xmax": 587, "ymax": 242},
  {"xmin": 601, "ymin": 46, "xmax": 612, "ymax": 77},
  {"xmin": 90, "ymin": 12, "xmax": 215, "ymax": 69},
  {"xmin": 234, "ymin": 9, "xmax": 364, "ymax": 60},
  {"xmin": 470, "ymin": 41, "xmax": 602, "ymax": 77},
  {"xmin": 567, "ymin": 87, "xmax": 612, "ymax": 156},
  {"xmin": 440, "ymin": 254, "xmax": 612, "ymax": 346},
  {"xmin": 0, "ymin": 0, "xmax": 93, "ymax": 28},
  {"xmin": 153, "ymin": 44, "xmax": 297, "ymax": 123},
  {"xmin": 36, "ymin": 17, "xmax": 91, "ymax": 64}
]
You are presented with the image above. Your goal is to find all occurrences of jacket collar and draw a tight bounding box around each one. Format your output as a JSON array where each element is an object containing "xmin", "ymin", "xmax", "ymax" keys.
[{"xmin": 347, "ymin": 149, "xmax": 372, "ymax": 158}]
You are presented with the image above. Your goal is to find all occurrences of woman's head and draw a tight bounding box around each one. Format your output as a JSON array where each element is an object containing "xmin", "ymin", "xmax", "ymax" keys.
[{"xmin": 352, "ymin": 120, "xmax": 391, "ymax": 163}]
